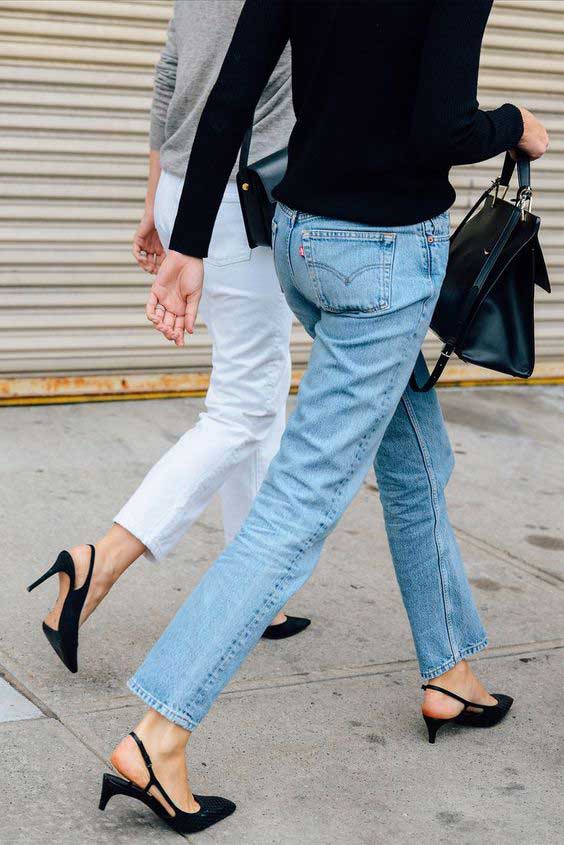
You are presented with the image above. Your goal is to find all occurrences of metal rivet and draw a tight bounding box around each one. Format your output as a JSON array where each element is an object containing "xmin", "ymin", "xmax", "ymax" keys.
[
  {"xmin": 427, "ymin": 235, "xmax": 434, "ymax": 243},
  {"xmin": 242, "ymin": 183, "xmax": 250, "ymax": 191}
]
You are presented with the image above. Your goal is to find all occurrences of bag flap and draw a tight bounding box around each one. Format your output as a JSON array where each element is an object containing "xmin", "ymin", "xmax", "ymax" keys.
[
  {"xmin": 532, "ymin": 233, "xmax": 551, "ymax": 292},
  {"xmin": 249, "ymin": 146, "xmax": 288, "ymax": 203}
]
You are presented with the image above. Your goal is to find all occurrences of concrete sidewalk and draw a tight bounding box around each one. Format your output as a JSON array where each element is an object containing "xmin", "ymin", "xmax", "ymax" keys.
[{"xmin": 1, "ymin": 386, "xmax": 563, "ymax": 844}]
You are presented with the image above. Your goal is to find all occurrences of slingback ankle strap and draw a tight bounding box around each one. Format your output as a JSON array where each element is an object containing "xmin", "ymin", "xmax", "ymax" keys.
[
  {"xmin": 129, "ymin": 731, "xmax": 154, "ymax": 771},
  {"xmin": 421, "ymin": 683, "xmax": 472, "ymax": 707},
  {"xmin": 129, "ymin": 731, "xmax": 178, "ymax": 809}
]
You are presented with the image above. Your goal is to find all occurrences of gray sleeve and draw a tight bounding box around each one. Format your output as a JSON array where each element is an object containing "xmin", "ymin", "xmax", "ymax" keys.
[{"xmin": 150, "ymin": 13, "xmax": 178, "ymax": 151}]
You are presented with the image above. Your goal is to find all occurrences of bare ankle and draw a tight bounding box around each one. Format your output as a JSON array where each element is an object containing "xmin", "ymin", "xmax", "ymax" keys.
[
  {"xmin": 95, "ymin": 525, "xmax": 145, "ymax": 584},
  {"xmin": 135, "ymin": 709, "xmax": 191, "ymax": 756},
  {"xmin": 437, "ymin": 659, "xmax": 469, "ymax": 681}
]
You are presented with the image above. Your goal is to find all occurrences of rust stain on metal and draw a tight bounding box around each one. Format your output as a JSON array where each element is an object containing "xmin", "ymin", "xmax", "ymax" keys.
[{"xmin": 0, "ymin": 365, "xmax": 563, "ymax": 406}]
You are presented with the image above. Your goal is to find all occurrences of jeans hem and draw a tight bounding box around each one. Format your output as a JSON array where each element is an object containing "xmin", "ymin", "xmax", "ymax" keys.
[
  {"xmin": 127, "ymin": 678, "xmax": 199, "ymax": 731},
  {"xmin": 421, "ymin": 636, "xmax": 488, "ymax": 680}
]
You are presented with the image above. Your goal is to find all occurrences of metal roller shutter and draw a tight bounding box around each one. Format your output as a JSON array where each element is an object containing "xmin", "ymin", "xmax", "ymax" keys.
[{"xmin": 0, "ymin": 0, "xmax": 562, "ymax": 401}]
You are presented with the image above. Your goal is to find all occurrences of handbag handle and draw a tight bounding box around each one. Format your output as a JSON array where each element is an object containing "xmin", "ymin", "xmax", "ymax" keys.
[
  {"xmin": 410, "ymin": 152, "xmax": 532, "ymax": 393},
  {"xmin": 500, "ymin": 151, "xmax": 530, "ymax": 191}
]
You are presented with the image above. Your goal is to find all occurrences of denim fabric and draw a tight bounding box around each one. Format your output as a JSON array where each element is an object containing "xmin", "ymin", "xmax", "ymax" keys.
[{"xmin": 129, "ymin": 204, "xmax": 487, "ymax": 730}]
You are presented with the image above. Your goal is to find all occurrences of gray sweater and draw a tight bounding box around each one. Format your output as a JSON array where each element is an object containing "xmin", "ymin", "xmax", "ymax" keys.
[{"xmin": 150, "ymin": 0, "xmax": 294, "ymax": 180}]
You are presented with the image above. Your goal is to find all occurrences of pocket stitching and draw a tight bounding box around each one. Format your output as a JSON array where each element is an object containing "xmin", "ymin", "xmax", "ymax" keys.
[
  {"xmin": 303, "ymin": 232, "xmax": 395, "ymax": 313},
  {"xmin": 205, "ymin": 251, "xmax": 252, "ymax": 267}
]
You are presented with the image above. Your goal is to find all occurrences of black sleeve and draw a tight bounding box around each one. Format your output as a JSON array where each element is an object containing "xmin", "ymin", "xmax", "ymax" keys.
[
  {"xmin": 169, "ymin": 0, "xmax": 291, "ymax": 258},
  {"xmin": 411, "ymin": 0, "xmax": 524, "ymax": 167}
]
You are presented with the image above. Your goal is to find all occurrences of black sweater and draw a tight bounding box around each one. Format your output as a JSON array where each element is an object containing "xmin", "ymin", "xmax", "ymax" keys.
[{"xmin": 169, "ymin": 0, "xmax": 524, "ymax": 258}]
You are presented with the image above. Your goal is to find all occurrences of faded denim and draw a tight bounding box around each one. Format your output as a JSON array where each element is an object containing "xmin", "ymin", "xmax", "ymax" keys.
[{"xmin": 129, "ymin": 204, "xmax": 487, "ymax": 730}]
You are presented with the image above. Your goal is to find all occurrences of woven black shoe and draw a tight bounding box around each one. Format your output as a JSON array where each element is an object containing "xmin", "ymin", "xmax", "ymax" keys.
[
  {"xmin": 99, "ymin": 732, "xmax": 235, "ymax": 835},
  {"xmin": 422, "ymin": 683, "xmax": 513, "ymax": 743},
  {"xmin": 261, "ymin": 615, "xmax": 311, "ymax": 640}
]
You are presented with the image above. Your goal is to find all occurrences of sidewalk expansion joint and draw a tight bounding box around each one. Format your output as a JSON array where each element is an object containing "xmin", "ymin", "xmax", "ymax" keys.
[
  {"xmin": 219, "ymin": 637, "xmax": 563, "ymax": 698},
  {"xmin": 55, "ymin": 637, "xmax": 561, "ymax": 717},
  {"xmin": 454, "ymin": 525, "xmax": 564, "ymax": 590},
  {"xmin": 0, "ymin": 662, "xmax": 111, "ymax": 768},
  {"xmin": 0, "ymin": 663, "xmax": 57, "ymax": 721}
]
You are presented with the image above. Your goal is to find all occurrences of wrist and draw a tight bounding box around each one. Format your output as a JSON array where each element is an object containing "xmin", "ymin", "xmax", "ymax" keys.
[{"xmin": 168, "ymin": 249, "xmax": 202, "ymax": 266}]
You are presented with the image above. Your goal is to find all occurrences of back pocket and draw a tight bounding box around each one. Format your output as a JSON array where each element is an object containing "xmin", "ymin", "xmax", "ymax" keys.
[
  {"xmin": 206, "ymin": 199, "xmax": 251, "ymax": 267},
  {"xmin": 302, "ymin": 229, "xmax": 396, "ymax": 313}
]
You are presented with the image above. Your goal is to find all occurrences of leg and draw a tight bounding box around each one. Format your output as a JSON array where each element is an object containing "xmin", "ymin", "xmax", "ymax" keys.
[
  {"xmin": 219, "ymin": 397, "xmax": 287, "ymax": 546},
  {"xmin": 219, "ymin": 261, "xmax": 319, "ymax": 630},
  {"xmin": 128, "ymin": 207, "xmax": 445, "ymax": 730},
  {"xmin": 115, "ymin": 199, "xmax": 293, "ymax": 563},
  {"xmin": 45, "ymin": 179, "xmax": 293, "ymax": 630},
  {"xmin": 375, "ymin": 353, "xmax": 496, "ymax": 717},
  {"xmin": 374, "ymin": 352, "xmax": 487, "ymax": 679}
]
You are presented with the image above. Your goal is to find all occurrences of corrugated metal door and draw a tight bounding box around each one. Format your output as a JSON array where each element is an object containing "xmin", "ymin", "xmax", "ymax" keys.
[{"xmin": 0, "ymin": 0, "xmax": 562, "ymax": 398}]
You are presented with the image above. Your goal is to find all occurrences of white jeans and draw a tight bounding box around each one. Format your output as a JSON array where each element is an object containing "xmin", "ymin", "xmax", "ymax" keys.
[{"xmin": 115, "ymin": 171, "xmax": 293, "ymax": 560}]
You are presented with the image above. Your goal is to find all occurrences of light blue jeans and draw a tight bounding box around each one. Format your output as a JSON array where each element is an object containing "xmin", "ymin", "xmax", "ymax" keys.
[{"xmin": 129, "ymin": 203, "xmax": 487, "ymax": 730}]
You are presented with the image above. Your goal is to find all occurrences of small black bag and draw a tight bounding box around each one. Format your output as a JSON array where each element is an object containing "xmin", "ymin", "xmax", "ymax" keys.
[
  {"xmin": 411, "ymin": 152, "xmax": 550, "ymax": 392},
  {"xmin": 236, "ymin": 125, "xmax": 288, "ymax": 248}
]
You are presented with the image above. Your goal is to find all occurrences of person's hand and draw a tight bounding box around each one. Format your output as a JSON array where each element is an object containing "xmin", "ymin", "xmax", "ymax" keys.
[
  {"xmin": 146, "ymin": 250, "xmax": 204, "ymax": 347},
  {"xmin": 133, "ymin": 212, "xmax": 165, "ymax": 275},
  {"xmin": 513, "ymin": 107, "xmax": 549, "ymax": 161}
]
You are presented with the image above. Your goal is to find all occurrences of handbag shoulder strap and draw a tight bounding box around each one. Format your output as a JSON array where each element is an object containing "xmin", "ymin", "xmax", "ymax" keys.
[{"xmin": 239, "ymin": 126, "xmax": 253, "ymax": 172}]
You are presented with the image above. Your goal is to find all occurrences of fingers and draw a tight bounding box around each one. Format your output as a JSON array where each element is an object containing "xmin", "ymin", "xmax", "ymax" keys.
[
  {"xmin": 133, "ymin": 229, "xmax": 165, "ymax": 274},
  {"xmin": 146, "ymin": 299, "xmax": 182, "ymax": 344},
  {"xmin": 151, "ymin": 306, "xmax": 185, "ymax": 344},
  {"xmin": 173, "ymin": 314, "xmax": 185, "ymax": 347},
  {"xmin": 144, "ymin": 251, "xmax": 201, "ymax": 345},
  {"xmin": 133, "ymin": 239, "xmax": 156, "ymax": 274},
  {"xmin": 145, "ymin": 291, "xmax": 159, "ymax": 324},
  {"xmin": 160, "ymin": 309, "xmax": 177, "ymax": 342},
  {"xmin": 184, "ymin": 287, "xmax": 203, "ymax": 335},
  {"xmin": 516, "ymin": 107, "xmax": 549, "ymax": 161}
]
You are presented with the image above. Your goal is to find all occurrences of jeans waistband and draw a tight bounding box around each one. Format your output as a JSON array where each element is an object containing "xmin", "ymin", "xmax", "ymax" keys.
[{"xmin": 276, "ymin": 201, "xmax": 450, "ymax": 239}]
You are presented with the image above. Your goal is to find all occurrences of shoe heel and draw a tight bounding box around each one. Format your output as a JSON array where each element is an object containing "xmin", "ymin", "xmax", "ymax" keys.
[
  {"xmin": 423, "ymin": 714, "xmax": 448, "ymax": 744},
  {"xmin": 98, "ymin": 773, "xmax": 114, "ymax": 811},
  {"xmin": 99, "ymin": 773, "xmax": 137, "ymax": 811},
  {"xmin": 27, "ymin": 551, "xmax": 73, "ymax": 593}
]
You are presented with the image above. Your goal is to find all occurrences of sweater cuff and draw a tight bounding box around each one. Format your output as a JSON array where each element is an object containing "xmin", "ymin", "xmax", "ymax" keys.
[
  {"xmin": 493, "ymin": 103, "xmax": 524, "ymax": 150},
  {"xmin": 169, "ymin": 223, "xmax": 209, "ymax": 259}
]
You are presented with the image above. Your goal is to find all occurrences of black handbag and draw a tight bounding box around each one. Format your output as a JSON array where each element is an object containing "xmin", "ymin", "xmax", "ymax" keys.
[
  {"xmin": 236, "ymin": 125, "xmax": 288, "ymax": 248},
  {"xmin": 411, "ymin": 152, "xmax": 550, "ymax": 392}
]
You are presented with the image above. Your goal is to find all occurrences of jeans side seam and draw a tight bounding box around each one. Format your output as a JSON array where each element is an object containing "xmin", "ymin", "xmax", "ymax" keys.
[
  {"xmin": 186, "ymin": 296, "xmax": 437, "ymax": 720},
  {"xmin": 401, "ymin": 392, "xmax": 458, "ymax": 665}
]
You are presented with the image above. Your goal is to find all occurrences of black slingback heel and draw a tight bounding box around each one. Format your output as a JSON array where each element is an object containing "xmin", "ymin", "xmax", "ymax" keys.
[
  {"xmin": 27, "ymin": 545, "xmax": 95, "ymax": 674},
  {"xmin": 99, "ymin": 731, "xmax": 235, "ymax": 835},
  {"xmin": 262, "ymin": 614, "xmax": 311, "ymax": 640},
  {"xmin": 421, "ymin": 683, "xmax": 513, "ymax": 743}
]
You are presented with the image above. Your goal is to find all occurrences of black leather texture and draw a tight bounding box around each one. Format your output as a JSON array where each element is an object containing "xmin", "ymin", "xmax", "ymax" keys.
[
  {"xmin": 411, "ymin": 153, "xmax": 550, "ymax": 391},
  {"xmin": 237, "ymin": 126, "xmax": 287, "ymax": 248}
]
